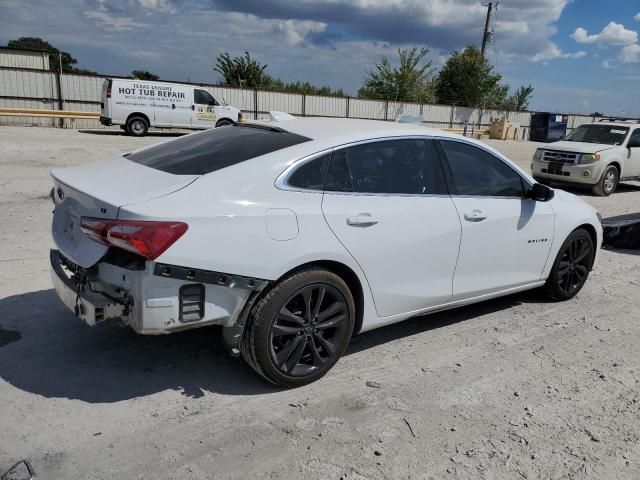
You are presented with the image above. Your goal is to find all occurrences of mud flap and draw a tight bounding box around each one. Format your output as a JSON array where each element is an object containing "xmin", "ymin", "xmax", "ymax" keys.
[{"xmin": 602, "ymin": 213, "xmax": 640, "ymax": 250}]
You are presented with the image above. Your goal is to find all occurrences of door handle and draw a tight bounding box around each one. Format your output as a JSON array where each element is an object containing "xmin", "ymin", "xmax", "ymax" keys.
[
  {"xmin": 463, "ymin": 210, "xmax": 487, "ymax": 222},
  {"xmin": 346, "ymin": 213, "xmax": 378, "ymax": 227},
  {"xmin": 191, "ymin": 105, "xmax": 195, "ymax": 111}
]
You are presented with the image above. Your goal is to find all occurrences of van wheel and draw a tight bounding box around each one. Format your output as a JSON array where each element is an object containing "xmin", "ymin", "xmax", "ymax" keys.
[
  {"xmin": 241, "ymin": 267, "xmax": 355, "ymax": 388},
  {"xmin": 216, "ymin": 118, "xmax": 234, "ymax": 127},
  {"xmin": 126, "ymin": 116, "xmax": 149, "ymax": 137},
  {"xmin": 593, "ymin": 165, "xmax": 618, "ymax": 196}
]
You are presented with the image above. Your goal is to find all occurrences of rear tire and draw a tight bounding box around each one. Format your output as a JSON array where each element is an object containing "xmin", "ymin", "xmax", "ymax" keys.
[
  {"xmin": 126, "ymin": 116, "xmax": 149, "ymax": 137},
  {"xmin": 242, "ymin": 267, "xmax": 355, "ymax": 388},
  {"xmin": 593, "ymin": 165, "xmax": 618, "ymax": 196},
  {"xmin": 542, "ymin": 228, "xmax": 594, "ymax": 301}
]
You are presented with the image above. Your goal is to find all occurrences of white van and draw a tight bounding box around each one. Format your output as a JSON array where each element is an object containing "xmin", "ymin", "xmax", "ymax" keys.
[{"xmin": 100, "ymin": 78, "xmax": 242, "ymax": 136}]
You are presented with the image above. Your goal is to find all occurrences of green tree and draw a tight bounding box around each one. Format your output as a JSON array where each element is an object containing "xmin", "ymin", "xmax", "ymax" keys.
[
  {"xmin": 270, "ymin": 79, "xmax": 345, "ymax": 97},
  {"xmin": 505, "ymin": 84, "xmax": 534, "ymax": 111},
  {"xmin": 7, "ymin": 37, "xmax": 91, "ymax": 73},
  {"xmin": 435, "ymin": 45, "xmax": 506, "ymax": 108},
  {"xmin": 214, "ymin": 51, "xmax": 272, "ymax": 88},
  {"xmin": 131, "ymin": 70, "xmax": 159, "ymax": 81},
  {"xmin": 358, "ymin": 46, "xmax": 436, "ymax": 103}
]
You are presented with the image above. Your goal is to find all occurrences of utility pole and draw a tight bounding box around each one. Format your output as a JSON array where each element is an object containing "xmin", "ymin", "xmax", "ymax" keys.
[{"xmin": 481, "ymin": 2, "xmax": 494, "ymax": 55}]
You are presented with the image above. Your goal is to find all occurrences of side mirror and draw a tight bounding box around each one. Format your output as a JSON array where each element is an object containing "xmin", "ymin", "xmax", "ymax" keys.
[
  {"xmin": 529, "ymin": 183, "xmax": 555, "ymax": 202},
  {"xmin": 627, "ymin": 138, "xmax": 640, "ymax": 148}
]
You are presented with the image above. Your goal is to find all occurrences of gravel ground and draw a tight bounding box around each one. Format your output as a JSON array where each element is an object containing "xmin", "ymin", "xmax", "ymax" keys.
[{"xmin": 1, "ymin": 126, "xmax": 639, "ymax": 480}]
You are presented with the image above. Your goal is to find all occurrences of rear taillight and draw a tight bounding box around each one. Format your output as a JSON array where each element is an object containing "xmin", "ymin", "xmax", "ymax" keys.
[
  {"xmin": 106, "ymin": 79, "xmax": 112, "ymax": 99},
  {"xmin": 80, "ymin": 217, "xmax": 188, "ymax": 260}
]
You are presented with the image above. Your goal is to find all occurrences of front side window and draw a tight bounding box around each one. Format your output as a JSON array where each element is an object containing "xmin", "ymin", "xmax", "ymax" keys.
[
  {"xmin": 325, "ymin": 139, "xmax": 446, "ymax": 195},
  {"xmin": 628, "ymin": 129, "xmax": 640, "ymax": 146},
  {"xmin": 439, "ymin": 141, "xmax": 525, "ymax": 197},
  {"xmin": 194, "ymin": 89, "xmax": 218, "ymax": 106}
]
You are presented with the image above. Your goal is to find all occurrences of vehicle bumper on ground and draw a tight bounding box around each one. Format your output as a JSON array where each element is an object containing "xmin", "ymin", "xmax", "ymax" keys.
[
  {"xmin": 531, "ymin": 160, "xmax": 602, "ymax": 186},
  {"xmin": 50, "ymin": 249, "xmax": 269, "ymax": 338},
  {"xmin": 99, "ymin": 116, "xmax": 112, "ymax": 126}
]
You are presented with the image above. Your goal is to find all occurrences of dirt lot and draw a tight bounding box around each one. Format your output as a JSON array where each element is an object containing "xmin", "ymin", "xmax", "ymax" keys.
[{"xmin": 1, "ymin": 126, "xmax": 639, "ymax": 480}]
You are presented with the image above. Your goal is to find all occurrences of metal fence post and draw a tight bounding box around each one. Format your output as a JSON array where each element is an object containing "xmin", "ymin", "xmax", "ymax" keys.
[
  {"xmin": 384, "ymin": 100, "xmax": 389, "ymax": 121},
  {"xmin": 345, "ymin": 97, "xmax": 350, "ymax": 118},
  {"xmin": 449, "ymin": 104, "xmax": 455, "ymax": 129},
  {"xmin": 55, "ymin": 69, "xmax": 64, "ymax": 128},
  {"xmin": 254, "ymin": 88, "xmax": 258, "ymax": 119},
  {"xmin": 301, "ymin": 93, "xmax": 306, "ymax": 117}
]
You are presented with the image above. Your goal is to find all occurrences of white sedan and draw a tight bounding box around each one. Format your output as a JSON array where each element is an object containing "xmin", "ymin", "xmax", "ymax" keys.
[{"xmin": 50, "ymin": 117, "xmax": 603, "ymax": 387}]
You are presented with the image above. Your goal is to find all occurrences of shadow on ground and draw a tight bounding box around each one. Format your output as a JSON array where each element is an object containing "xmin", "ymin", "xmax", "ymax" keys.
[
  {"xmin": 0, "ymin": 287, "xmax": 545, "ymax": 403},
  {"xmin": 78, "ymin": 129, "xmax": 188, "ymax": 137}
]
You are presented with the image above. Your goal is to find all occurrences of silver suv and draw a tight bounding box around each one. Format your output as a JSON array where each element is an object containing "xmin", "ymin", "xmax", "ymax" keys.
[{"xmin": 531, "ymin": 120, "xmax": 640, "ymax": 196}]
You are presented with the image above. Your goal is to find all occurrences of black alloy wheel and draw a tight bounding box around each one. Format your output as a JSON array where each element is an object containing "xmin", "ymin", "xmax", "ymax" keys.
[
  {"xmin": 269, "ymin": 284, "xmax": 349, "ymax": 377},
  {"xmin": 242, "ymin": 267, "xmax": 355, "ymax": 387},
  {"xmin": 543, "ymin": 228, "xmax": 594, "ymax": 301}
]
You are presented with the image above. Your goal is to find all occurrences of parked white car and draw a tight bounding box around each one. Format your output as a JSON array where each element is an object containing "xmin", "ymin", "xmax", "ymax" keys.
[
  {"xmin": 532, "ymin": 120, "xmax": 640, "ymax": 196},
  {"xmin": 50, "ymin": 117, "xmax": 602, "ymax": 386},
  {"xmin": 100, "ymin": 78, "xmax": 242, "ymax": 136}
]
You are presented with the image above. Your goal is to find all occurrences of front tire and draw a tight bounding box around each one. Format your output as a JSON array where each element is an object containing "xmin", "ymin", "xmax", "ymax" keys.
[
  {"xmin": 126, "ymin": 116, "xmax": 149, "ymax": 137},
  {"xmin": 242, "ymin": 268, "xmax": 355, "ymax": 388},
  {"xmin": 215, "ymin": 118, "xmax": 234, "ymax": 127},
  {"xmin": 542, "ymin": 228, "xmax": 594, "ymax": 301},
  {"xmin": 593, "ymin": 165, "xmax": 618, "ymax": 196}
]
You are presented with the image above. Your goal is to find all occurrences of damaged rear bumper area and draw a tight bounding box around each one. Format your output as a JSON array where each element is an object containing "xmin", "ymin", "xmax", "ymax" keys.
[{"xmin": 50, "ymin": 249, "xmax": 269, "ymax": 351}]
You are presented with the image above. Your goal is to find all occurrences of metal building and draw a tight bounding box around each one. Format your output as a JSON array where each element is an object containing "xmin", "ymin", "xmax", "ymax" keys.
[{"xmin": 0, "ymin": 46, "xmax": 50, "ymax": 70}]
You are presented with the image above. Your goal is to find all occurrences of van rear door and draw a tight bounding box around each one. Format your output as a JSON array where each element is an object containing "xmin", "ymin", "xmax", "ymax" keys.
[{"xmin": 100, "ymin": 79, "xmax": 111, "ymax": 119}]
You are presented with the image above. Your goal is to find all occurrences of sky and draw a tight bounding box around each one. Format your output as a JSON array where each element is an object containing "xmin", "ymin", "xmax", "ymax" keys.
[{"xmin": 1, "ymin": 0, "xmax": 639, "ymax": 115}]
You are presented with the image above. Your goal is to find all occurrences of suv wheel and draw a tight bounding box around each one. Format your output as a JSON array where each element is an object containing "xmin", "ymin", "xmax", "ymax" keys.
[
  {"xmin": 242, "ymin": 267, "xmax": 355, "ymax": 387},
  {"xmin": 593, "ymin": 165, "xmax": 618, "ymax": 196}
]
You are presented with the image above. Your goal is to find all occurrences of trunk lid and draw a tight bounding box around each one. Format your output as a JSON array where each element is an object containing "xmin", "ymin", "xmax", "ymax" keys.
[{"xmin": 51, "ymin": 156, "xmax": 198, "ymax": 268}]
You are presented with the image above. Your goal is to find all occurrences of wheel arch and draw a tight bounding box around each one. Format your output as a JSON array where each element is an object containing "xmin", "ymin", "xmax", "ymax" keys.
[
  {"xmin": 606, "ymin": 160, "xmax": 622, "ymax": 177},
  {"xmin": 216, "ymin": 117, "xmax": 235, "ymax": 127},
  {"xmin": 126, "ymin": 112, "xmax": 150, "ymax": 126},
  {"xmin": 576, "ymin": 223, "xmax": 598, "ymax": 264},
  {"xmin": 275, "ymin": 260, "xmax": 366, "ymax": 336}
]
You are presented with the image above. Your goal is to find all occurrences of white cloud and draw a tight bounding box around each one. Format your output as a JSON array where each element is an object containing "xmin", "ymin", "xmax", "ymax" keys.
[
  {"xmin": 635, "ymin": 12, "xmax": 640, "ymax": 22},
  {"xmin": 85, "ymin": 10, "xmax": 148, "ymax": 31},
  {"xmin": 619, "ymin": 43, "xmax": 640, "ymax": 63},
  {"xmin": 601, "ymin": 59, "xmax": 613, "ymax": 69},
  {"xmin": 532, "ymin": 42, "xmax": 586, "ymax": 62},
  {"xmin": 274, "ymin": 20, "xmax": 327, "ymax": 46},
  {"xmin": 571, "ymin": 22, "xmax": 638, "ymax": 46},
  {"xmin": 135, "ymin": 0, "xmax": 175, "ymax": 13}
]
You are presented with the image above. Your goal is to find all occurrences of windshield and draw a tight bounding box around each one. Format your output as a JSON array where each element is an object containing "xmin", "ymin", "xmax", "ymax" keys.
[{"xmin": 563, "ymin": 125, "xmax": 629, "ymax": 146}]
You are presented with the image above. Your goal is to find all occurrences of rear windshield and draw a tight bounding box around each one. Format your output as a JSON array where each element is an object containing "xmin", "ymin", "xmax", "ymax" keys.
[{"xmin": 126, "ymin": 124, "xmax": 311, "ymax": 175}]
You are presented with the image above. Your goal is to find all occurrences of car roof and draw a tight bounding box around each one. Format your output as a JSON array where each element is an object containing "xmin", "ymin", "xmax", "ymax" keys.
[{"xmin": 246, "ymin": 117, "xmax": 458, "ymax": 146}]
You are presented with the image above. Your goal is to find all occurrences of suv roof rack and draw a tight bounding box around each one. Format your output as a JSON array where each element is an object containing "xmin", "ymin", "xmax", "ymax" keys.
[{"xmin": 597, "ymin": 117, "xmax": 640, "ymax": 124}]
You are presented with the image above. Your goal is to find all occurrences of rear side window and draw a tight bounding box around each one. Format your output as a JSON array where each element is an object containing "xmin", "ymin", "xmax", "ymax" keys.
[
  {"xmin": 287, "ymin": 154, "xmax": 331, "ymax": 190},
  {"xmin": 438, "ymin": 140, "xmax": 525, "ymax": 197},
  {"xmin": 325, "ymin": 139, "xmax": 447, "ymax": 195},
  {"xmin": 126, "ymin": 125, "xmax": 311, "ymax": 175}
]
